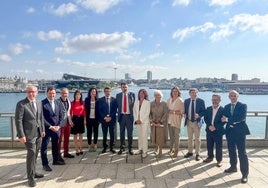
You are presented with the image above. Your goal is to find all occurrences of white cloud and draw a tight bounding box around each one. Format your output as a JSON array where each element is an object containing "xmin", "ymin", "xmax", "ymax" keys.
[
  {"xmin": 173, "ymin": 22, "xmax": 215, "ymax": 42},
  {"xmin": 55, "ymin": 32, "xmax": 140, "ymax": 54},
  {"xmin": 8, "ymin": 43, "xmax": 30, "ymax": 55},
  {"xmin": 209, "ymin": 0, "xmax": 237, "ymax": 6},
  {"xmin": 76, "ymin": 0, "xmax": 121, "ymax": 13},
  {"xmin": 0, "ymin": 54, "xmax": 12, "ymax": 62},
  {"xmin": 53, "ymin": 3, "xmax": 78, "ymax": 16},
  {"xmin": 26, "ymin": 7, "xmax": 35, "ymax": 13},
  {"xmin": 172, "ymin": 0, "xmax": 190, "ymax": 7},
  {"xmin": 38, "ymin": 30, "xmax": 63, "ymax": 41},
  {"xmin": 173, "ymin": 13, "xmax": 268, "ymax": 42}
]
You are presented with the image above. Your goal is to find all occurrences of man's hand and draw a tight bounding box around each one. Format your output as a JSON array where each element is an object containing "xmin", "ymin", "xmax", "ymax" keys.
[{"xmin": 19, "ymin": 137, "xmax": 26, "ymax": 143}]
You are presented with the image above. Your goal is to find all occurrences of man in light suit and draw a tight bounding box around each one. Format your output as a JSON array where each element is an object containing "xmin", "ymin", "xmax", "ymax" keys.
[
  {"xmin": 184, "ymin": 88, "xmax": 206, "ymax": 161},
  {"xmin": 116, "ymin": 82, "xmax": 135, "ymax": 155},
  {"xmin": 222, "ymin": 90, "xmax": 250, "ymax": 184},
  {"xmin": 97, "ymin": 87, "xmax": 117, "ymax": 154},
  {"xmin": 57, "ymin": 88, "xmax": 74, "ymax": 159},
  {"xmin": 203, "ymin": 94, "xmax": 225, "ymax": 167},
  {"xmin": 15, "ymin": 85, "xmax": 45, "ymax": 187},
  {"xmin": 41, "ymin": 86, "xmax": 64, "ymax": 172}
]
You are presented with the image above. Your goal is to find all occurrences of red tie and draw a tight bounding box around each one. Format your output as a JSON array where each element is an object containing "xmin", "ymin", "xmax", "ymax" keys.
[{"xmin": 123, "ymin": 93, "xmax": 127, "ymax": 113}]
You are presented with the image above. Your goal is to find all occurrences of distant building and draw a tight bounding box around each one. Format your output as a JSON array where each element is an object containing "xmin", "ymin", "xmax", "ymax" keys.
[
  {"xmin": 231, "ymin": 73, "xmax": 238, "ymax": 81},
  {"xmin": 125, "ymin": 73, "xmax": 131, "ymax": 80},
  {"xmin": 147, "ymin": 71, "xmax": 152, "ymax": 83}
]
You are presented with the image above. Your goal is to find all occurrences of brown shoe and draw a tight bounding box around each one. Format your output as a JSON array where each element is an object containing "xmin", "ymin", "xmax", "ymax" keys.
[
  {"xmin": 216, "ymin": 161, "xmax": 222, "ymax": 167},
  {"xmin": 172, "ymin": 149, "xmax": 178, "ymax": 157},
  {"xmin": 203, "ymin": 158, "xmax": 213, "ymax": 163}
]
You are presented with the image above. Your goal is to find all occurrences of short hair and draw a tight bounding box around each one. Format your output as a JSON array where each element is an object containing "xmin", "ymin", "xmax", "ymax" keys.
[
  {"xmin": 189, "ymin": 88, "xmax": 198, "ymax": 94},
  {"xmin": 212, "ymin": 93, "xmax": 221, "ymax": 100},
  {"xmin": 170, "ymin": 86, "xmax": 181, "ymax": 97},
  {"xmin": 229, "ymin": 90, "xmax": 239, "ymax": 97},
  {"xmin": 121, "ymin": 82, "xmax": 127, "ymax": 86},
  {"xmin": 46, "ymin": 86, "xmax": 56, "ymax": 93},
  {"xmin": 154, "ymin": 90, "xmax": 163, "ymax": 98},
  {"xmin": 104, "ymin": 87, "xmax": 111, "ymax": 91}
]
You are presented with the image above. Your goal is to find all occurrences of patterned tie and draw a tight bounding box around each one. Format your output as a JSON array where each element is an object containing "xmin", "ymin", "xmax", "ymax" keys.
[
  {"xmin": 191, "ymin": 100, "xmax": 195, "ymax": 122},
  {"xmin": 31, "ymin": 101, "xmax": 37, "ymax": 116},
  {"xmin": 231, "ymin": 104, "xmax": 235, "ymax": 115},
  {"xmin": 123, "ymin": 94, "xmax": 127, "ymax": 113}
]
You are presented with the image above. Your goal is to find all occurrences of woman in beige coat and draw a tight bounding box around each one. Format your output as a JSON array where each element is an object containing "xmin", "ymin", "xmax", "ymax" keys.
[
  {"xmin": 150, "ymin": 90, "xmax": 168, "ymax": 157},
  {"xmin": 167, "ymin": 87, "xmax": 184, "ymax": 157}
]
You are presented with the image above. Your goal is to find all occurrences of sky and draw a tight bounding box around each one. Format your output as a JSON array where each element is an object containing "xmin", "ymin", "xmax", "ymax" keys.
[{"xmin": 1, "ymin": 0, "xmax": 268, "ymax": 81}]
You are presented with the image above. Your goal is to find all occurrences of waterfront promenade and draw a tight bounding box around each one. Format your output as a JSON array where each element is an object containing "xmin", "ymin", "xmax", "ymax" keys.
[{"xmin": 0, "ymin": 147, "xmax": 268, "ymax": 188}]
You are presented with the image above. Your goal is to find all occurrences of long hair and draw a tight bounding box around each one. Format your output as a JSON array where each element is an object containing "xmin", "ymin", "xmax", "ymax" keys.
[
  {"xmin": 73, "ymin": 90, "xmax": 83, "ymax": 104},
  {"xmin": 170, "ymin": 86, "xmax": 181, "ymax": 97},
  {"xmin": 138, "ymin": 89, "xmax": 149, "ymax": 100},
  {"xmin": 87, "ymin": 87, "xmax": 98, "ymax": 100}
]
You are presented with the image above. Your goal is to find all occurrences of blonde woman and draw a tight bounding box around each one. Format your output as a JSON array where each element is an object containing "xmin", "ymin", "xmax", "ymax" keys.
[{"xmin": 167, "ymin": 87, "xmax": 184, "ymax": 157}]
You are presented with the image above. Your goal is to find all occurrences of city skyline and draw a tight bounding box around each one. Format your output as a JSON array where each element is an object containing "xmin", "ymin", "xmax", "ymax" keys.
[{"xmin": 1, "ymin": 0, "xmax": 268, "ymax": 81}]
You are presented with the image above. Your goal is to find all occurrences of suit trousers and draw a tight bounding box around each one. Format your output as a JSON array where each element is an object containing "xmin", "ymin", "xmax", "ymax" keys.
[
  {"xmin": 206, "ymin": 132, "xmax": 223, "ymax": 162},
  {"xmin": 41, "ymin": 129, "xmax": 60, "ymax": 165},
  {"xmin": 119, "ymin": 114, "xmax": 133, "ymax": 151},
  {"xmin": 226, "ymin": 130, "xmax": 249, "ymax": 176},
  {"xmin": 168, "ymin": 124, "xmax": 181, "ymax": 150},
  {"xmin": 86, "ymin": 118, "xmax": 99, "ymax": 145},
  {"xmin": 25, "ymin": 136, "xmax": 42, "ymax": 179},
  {"xmin": 186, "ymin": 121, "xmax": 201, "ymax": 154},
  {"xmin": 101, "ymin": 122, "xmax": 115, "ymax": 149},
  {"xmin": 136, "ymin": 123, "xmax": 149, "ymax": 153},
  {"xmin": 58, "ymin": 124, "xmax": 71, "ymax": 155}
]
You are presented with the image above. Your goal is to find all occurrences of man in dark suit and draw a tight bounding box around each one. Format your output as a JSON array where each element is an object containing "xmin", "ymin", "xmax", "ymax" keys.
[
  {"xmin": 184, "ymin": 88, "xmax": 206, "ymax": 161},
  {"xmin": 203, "ymin": 94, "xmax": 225, "ymax": 167},
  {"xmin": 116, "ymin": 82, "xmax": 135, "ymax": 155},
  {"xmin": 15, "ymin": 85, "xmax": 45, "ymax": 187},
  {"xmin": 97, "ymin": 87, "xmax": 117, "ymax": 154},
  {"xmin": 222, "ymin": 90, "xmax": 250, "ymax": 184},
  {"xmin": 41, "ymin": 86, "xmax": 64, "ymax": 172}
]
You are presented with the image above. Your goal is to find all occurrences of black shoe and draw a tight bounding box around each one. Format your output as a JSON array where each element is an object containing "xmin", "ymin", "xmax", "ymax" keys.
[
  {"xmin": 43, "ymin": 165, "xmax": 52, "ymax": 172},
  {"xmin": 129, "ymin": 150, "xmax": 134, "ymax": 155},
  {"xmin": 241, "ymin": 176, "xmax": 248, "ymax": 183},
  {"xmin": 102, "ymin": 148, "xmax": 107, "ymax": 153},
  {"xmin": 195, "ymin": 155, "xmax": 200, "ymax": 161},
  {"xmin": 184, "ymin": 152, "xmax": 193, "ymax": 158},
  {"xmin": 64, "ymin": 153, "xmax": 75, "ymax": 158},
  {"xmin": 118, "ymin": 150, "xmax": 123, "ymax": 155},
  {"xmin": 53, "ymin": 160, "xmax": 65, "ymax": 165},
  {"xmin": 28, "ymin": 177, "xmax": 36, "ymax": 187},
  {"xmin": 58, "ymin": 156, "xmax": 65, "ymax": 162},
  {"xmin": 34, "ymin": 173, "xmax": 44, "ymax": 178},
  {"xmin": 80, "ymin": 151, "xmax": 83, "ymax": 155},
  {"xmin": 224, "ymin": 167, "xmax": 238, "ymax": 173},
  {"xmin": 76, "ymin": 152, "xmax": 80, "ymax": 156},
  {"xmin": 110, "ymin": 149, "xmax": 116, "ymax": 154}
]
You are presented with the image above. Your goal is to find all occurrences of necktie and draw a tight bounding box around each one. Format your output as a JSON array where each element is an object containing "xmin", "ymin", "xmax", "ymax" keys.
[
  {"xmin": 106, "ymin": 97, "xmax": 110, "ymax": 114},
  {"xmin": 51, "ymin": 100, "xmax": 55, "ymax": 112},
  {"xmin": 231, "ymin": 104, "xmax": 235, "ymax": 115},
  {"xmin": 31, "ymin": 101, "xmax": 37, "ymax": 116},
  {"xmin": 123, "ymin": 93, "xmax": 127, "ymax": 113},
  {"xmin": 191, "ymin": 100, "xmax": 195, "ymax": 122}
]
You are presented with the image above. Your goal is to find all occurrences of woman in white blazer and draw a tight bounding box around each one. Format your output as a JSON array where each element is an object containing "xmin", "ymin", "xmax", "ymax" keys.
[{"xmin": 133, "ymin": 89, "xmax": 150, "ymax": 158}]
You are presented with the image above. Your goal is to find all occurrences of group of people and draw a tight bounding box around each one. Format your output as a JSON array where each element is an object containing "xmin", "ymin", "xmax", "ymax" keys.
[{"xmin": 15, "ymin": 83, "xmax": 250, "ymax": 187}]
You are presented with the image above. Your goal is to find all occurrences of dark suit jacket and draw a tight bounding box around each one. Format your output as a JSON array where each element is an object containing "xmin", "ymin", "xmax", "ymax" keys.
[
  {"xmin": 184, "ymin": 97, "xmax": 206, "ymax": 126},
  {"xmin": 223, "ymin": 101, "xmax": 250, "ymax": 136},
  {"xmin": 85, "ymin": 96, "xmax": 99, "ymax": 122},
  {"xmin": 204, "ymin": 106, "xmax": 225, "ymax": 135},
  {"xmin": 42, "ymin": 98, "xmax": 62, "ymax": 131},
  {"xmin": 97, "ymin": 96, "xmax": 117, "ymax": 124},
  {"xmin": 116, "ymin": 92, "xmax": 135, "ymax": 122},
  {"xmin": 15, "ymin": 98, "xmax": 45, "ymax": 140}
]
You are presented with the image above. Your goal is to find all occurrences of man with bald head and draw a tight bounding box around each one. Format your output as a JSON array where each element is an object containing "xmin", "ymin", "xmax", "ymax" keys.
[{"xmin": 15, "ymin": 85, "xmax": 45, "ymax": 187}]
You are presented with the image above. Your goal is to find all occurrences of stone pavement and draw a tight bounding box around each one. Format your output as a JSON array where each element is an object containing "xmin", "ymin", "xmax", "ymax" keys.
[{"xmin": 0, "ymin": 148, "xmax": 268, "ymax": 188}]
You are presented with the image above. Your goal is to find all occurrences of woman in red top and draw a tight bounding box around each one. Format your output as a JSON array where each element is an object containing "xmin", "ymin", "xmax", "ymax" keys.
[{"xmin": 70, "ymin": 90, "xmax": 86, "ymax": 156}]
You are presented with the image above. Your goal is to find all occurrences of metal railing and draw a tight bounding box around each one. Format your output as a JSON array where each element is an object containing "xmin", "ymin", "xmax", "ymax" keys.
[{"xmin": 1, "ymin": 111, "xmax": 268, "ymax": 148}]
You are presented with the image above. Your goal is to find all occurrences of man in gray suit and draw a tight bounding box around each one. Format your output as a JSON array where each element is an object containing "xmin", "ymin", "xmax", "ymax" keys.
[
  {"xmin": 116, "ymin": 82, "xmax": 135, "ymax": 155},
  {"xmin": 15, "ymin": 85, "xmax": 45, "ymax": 187}
]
